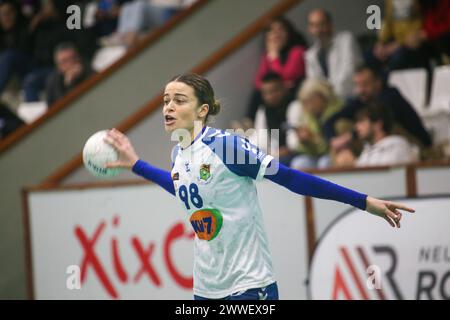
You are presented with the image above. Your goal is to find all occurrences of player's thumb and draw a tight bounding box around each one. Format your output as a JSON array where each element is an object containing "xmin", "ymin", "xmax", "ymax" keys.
[{"xmin": 104, "ymin": 161, "xmax": 123, "ymax": 168}]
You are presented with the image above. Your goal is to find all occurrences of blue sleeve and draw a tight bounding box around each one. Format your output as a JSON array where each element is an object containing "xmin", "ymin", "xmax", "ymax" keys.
[
  {"xmin": 203, "ymin": 130, "xmax": 273, "ymax": 180},
  {"xmin": 264, "ymin": 160, "xmax": 367, "ymax": 210},
  {"xmin": 132, "ymin": 159, "xmax": 175, "ymax": 196}
]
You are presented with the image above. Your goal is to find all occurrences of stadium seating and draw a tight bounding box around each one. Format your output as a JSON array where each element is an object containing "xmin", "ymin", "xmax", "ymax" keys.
[{"xmin": 388, "ymin": 68, "xmax": 427, "ymax": 116}]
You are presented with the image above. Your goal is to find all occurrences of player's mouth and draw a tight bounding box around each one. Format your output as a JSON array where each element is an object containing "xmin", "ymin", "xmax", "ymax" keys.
[{"xmin": 164, "ymin": 115, "xmax": 176, "ymax": 126}]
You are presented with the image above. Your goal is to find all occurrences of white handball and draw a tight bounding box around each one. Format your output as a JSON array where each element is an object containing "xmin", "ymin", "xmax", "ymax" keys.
[{"xmin": 82, "ymin": 130, "xmax": 123, "ymax": 178}]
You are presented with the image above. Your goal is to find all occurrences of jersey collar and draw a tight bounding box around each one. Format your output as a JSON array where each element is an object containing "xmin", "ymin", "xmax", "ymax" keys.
[{"xmin": 180, "ymin": 126, "xmax": 209, "ymax": 150}]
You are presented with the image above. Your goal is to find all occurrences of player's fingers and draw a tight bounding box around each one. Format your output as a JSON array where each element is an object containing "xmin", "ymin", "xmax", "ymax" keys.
[
  {"xmin": 109, "ymin": 129, "xmax": 130, "ymax": 146},
  {"xmin": 111, "ymin": 128, "xmax": 128, "ymax": 141},
  {"xmin": 105, "ymin": 131, "xmax": 123, "ymax": 148},
  {"xmin": 384, "ymin": 216, "xmax": 395, "ymax": 228},
  {"xmin": 107, "ymin": 129, "xmax": 123, "ymax": 141},
  {"xmin": 103, "ymin": 135, "xmax": 116, "ymax": 147},
  {"xmin": 394, "ymin": 209, "xmax": 402, "ymax": 221},
  {"xmin": 388, "ymin": 202, "xmax": 415, "ymax": 213},
  {"xmin": 386, "ymin": 209, "xmax": 401, "ymax": 228},
  {"xmin": 385, "ymin": 208, "xmax": 398, "ymax": 220},
  {"xmin": 387, "ymin": 214, "xmax": 400, "ymax": 228},
  {"xmin": 105, "ymin": 161, "xmax": 122, "ymax": 168}
]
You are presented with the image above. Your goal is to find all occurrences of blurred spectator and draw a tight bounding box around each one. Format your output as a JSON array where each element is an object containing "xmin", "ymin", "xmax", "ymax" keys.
[
  {"xmin": 371, "ymin": 0, "xmax": 432, "ymax": 72},
  {"xmin": 152, "ymin": 0, "xmax": 197, "ymax": 20},
  {"xmin": 18, "ymin": 0, "xmax": 41, "ymax": 18},
  {"xmin": 0, "ymin": 101, "xmax": 24, "ymax": 139},
  {"xmin": 305, "ymin": 8, "xmax": 362, "ymax": 98},
  {"xmin": 101, "ymin": 0, "xmax": 196, "ymax": 47},
  {"xmin": 46, "ymin": 43, "xmax": 94, "ymax": 106},
  {"xmin": 353, "ymin": 103, "xmax": 418, "ymax": 166},
  {"xmin": 441, "ymin": 37, "xmax": 450, "ymax": 65},
  {"xmin": 91, "ymin": 0, "xmax": 132, "ymax": 37},
  {"xmin": 420, "ymin": 0, "xmax": 450, "ymax": 66},
  {"xmin": 22, "ymin": 0, "xmax": 69, "ymax": 102},
  {"xmin": 288, "ymin": 79, "xmax": 343, "ymax": 169},
  {"xmin": 255, "ymin": 17, "xmax": 307, "ymax": 91},
  {"xmin": 0, "ymin": 0, "xmax": 32, "ymax": 97},
  {"xmin": 323, "ymin": 65, "xmax": 432, "ymax": 157},
  {"xmin": 248, "ymin": 72, "xmax": 295, "ymax": 163},
  {"xmin": 246, "ymin": 17, "xmax": 307, "ymax": 121}
]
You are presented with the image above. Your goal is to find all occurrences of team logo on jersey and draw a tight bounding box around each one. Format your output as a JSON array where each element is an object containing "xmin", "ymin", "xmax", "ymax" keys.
[
  {"xmin": 189, "ymin": 208, "xmax": 223, "ymax": 241},
  {"xmin": 172, "ymin": 172, "xmax": 179, "ymax": 181},
  {"xmin": 199, "ymin": 164, "xmax": 211, "ymax": 182}
]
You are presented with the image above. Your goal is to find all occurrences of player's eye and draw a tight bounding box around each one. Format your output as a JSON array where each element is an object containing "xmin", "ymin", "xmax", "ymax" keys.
[
  {"xmin": 163, "ymin": 99, "xmax": 170, "ymax": 105},
  {"xmin": 175, "ymin": 99, "xmax": 185, "ymax": 104}
]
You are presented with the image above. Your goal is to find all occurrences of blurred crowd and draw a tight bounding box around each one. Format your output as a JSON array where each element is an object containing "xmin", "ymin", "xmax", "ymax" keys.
[
  {"xmin": 232, "ymin": 1, "xmax": 450, "ymax": 169},
  {"xmin": 0, "ymin": 0, "xmax": 196, "ymax": 138},
  {"xmin": 1, "ymin": 0, "xmax": 449, "ymax": 169}
]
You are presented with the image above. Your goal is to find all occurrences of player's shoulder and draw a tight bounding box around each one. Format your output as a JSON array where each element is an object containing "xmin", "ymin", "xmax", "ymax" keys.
[
  {"xmin": 201, "ymin": 127, "xmax": 250, "ymax": 148},
  {"xmin": 201, "ymin": 127, "xmax": 266, "ymax": 162}
]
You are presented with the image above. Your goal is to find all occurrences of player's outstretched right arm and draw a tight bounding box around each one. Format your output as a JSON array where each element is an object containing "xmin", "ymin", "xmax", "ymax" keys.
[{"xmin": 104, "ymin": 128, "xmax": 175, "ymax": 196}]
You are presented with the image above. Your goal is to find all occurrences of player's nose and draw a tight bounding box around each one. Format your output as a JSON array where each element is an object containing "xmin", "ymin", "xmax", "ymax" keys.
[{"xmin": 163, "ymin": 100, "xmax": 175, "ymax": 113}]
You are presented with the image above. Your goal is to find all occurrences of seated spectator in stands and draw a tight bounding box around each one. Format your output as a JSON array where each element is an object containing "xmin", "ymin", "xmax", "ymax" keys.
[
  {"xmin": 370, "ymin": 0, "xmax": 432, "ymax": 72},
  {"xmin": 22, "ymin": 0, "xmax": 69, "ymax": 102},
  {"xmin": 248, "ymin": 73, "xmax": 295, "ymax": 164},
  {"xmin": 246, "ymin": 16, "xmax": 307, "ymax": 121},
  {"xmin": 0, "ymin": 0, "xmax": 32, "ymax": 97},
  {"xmin": 343, "ymin": 103, "xmax": 419, "ymax": 167},
  {"xmin": 323, "ymin": 65, "xmax": 432, "ymax": 159},
  {"xmin": 46, "ymin": 43, "xmax": 94, "ymax": 106},
  {"xmin": 101, "ymin": 0, "xmax": 196, "ymax": 47},
  {"xmin": 91, "ymin": 0, "xmax": 131, "ymax": 38},
  {"xmin": 0, "ymin": 101, "xmax": 24, "ymax": 140},
  {"xmin": 18, "ymin": 0, "xmax": 41, "ymax": 18},
  {"xmin": 305, "ymin": 8, "xmax": 362, "ymax": 98},
  {"xmin": 420, "ymin": 0, "xmax": 450, "ymax": 66},
  {"xmin": 152, "ymin": 0, "xmax": 197, "ymax": 20},
  {"xmin": 288, "ymin": 79, "xmax": 343, "ymax": 169}
]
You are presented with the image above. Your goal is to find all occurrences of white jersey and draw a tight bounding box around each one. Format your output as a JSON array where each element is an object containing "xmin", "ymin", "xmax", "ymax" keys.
[
  {"xmin": 356, "ymin": 135, "xmax": 418, "ymax": 167},
  {"xmin": 170, "ymin": 126, "xmax": 275, "ymax": 299}
]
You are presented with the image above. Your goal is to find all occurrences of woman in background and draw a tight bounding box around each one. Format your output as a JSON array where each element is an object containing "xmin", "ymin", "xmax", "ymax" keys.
[
  {"xmin": 246, "ymin": 17, "xmax": 307, "ymax": 122},
  {"xmin": 287, "ymin": 78, "xmax": 344, "ymax": 169}
]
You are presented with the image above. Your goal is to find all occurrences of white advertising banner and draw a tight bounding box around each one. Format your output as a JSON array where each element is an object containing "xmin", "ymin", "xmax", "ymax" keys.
[
  {"xmin": 309, "ymin": 196, "xmax": 450, "ymax": 300},
  {"xmin": 28, "ymin": 184, "xmax": 195, "ymax": 299},
  {"xmin": 26, "ymin": 181, "xmax": 309, "ymax": 300}
]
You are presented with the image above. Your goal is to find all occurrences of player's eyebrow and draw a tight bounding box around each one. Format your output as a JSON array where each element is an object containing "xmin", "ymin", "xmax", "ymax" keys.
[{"xmin": 163, "ymin": 93, "xmax": 188, "ymax": 98}]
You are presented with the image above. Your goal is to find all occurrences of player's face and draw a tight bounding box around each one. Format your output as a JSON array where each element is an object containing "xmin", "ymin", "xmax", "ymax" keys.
[{"xmin": 163, "ymin": 81, "xmax": 204, "ymax": 133}]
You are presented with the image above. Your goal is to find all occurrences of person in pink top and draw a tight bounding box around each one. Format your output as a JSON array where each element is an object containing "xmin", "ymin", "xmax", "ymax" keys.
[{"xmin": 247, "ymin": 17, "xmax": 307, "ymax": 121}]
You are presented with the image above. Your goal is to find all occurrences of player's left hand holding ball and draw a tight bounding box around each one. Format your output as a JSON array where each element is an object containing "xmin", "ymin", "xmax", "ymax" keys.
[
  {"xmin": 365, "ymin": 196, "xmax": 415, "ymax": 228},
  {"xmin": 103, "ymin": 128, "xmax": 139, "ymax": 169}
]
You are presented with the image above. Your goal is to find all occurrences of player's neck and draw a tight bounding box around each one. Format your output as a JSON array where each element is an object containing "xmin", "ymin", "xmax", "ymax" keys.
[{"xmin": 179, "ymin": 123, "xmax": 205, "ymax": 149}]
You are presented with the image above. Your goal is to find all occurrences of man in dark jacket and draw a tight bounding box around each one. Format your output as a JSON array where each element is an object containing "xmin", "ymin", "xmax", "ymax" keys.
[{"xmin": 323, "ymin": 65, "xmax": 432, "ymax": 154}]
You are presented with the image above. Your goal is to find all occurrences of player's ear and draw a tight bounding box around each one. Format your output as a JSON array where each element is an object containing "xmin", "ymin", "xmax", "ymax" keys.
[{"xmin": 197, "ymin": 103, "xmax": 209, "ymax": 119}]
